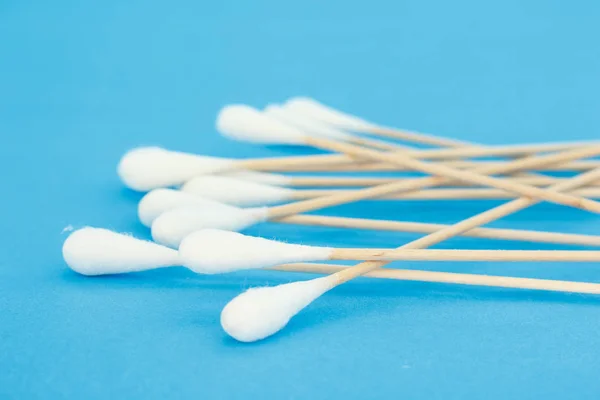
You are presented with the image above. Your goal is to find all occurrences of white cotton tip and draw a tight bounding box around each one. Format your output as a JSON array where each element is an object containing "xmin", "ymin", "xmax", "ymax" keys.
[
  {"xmin": 216, "ymin": 104, "xmax": 308, "ymax": 145},
  {"xmin": 138, "ymin": 189, "xmax": 239, "ymax": 227},
  {"xmin": 62, "ymin": 227, "xmax": 180, "ymax": 276},
  {"xmin": 219, "ymin": 171, "xmax": 291, "ymax": 186},
  {"xmin": 181, "ymin": 176, "xmax": 295, "ymax": 207},
  {"xmin": 151, "ymin": 206, "xmax": 268, "ymax": 248},
  {"xmin": 221, "ymin": 276, "xmax": 333, "ymax": 342},
  {"xmin": 264, "ymin": 104, "xmax": 353, "ymax": 141},
  {"xmin": 179, "ymin": 229, "xmax": 333, "ymax": 274},
  {"xmin": 117, "ymin": 147, "xmax": 235, "ymax": 191},
  {"xmin": 284, "ymin": 97, "xmax": 376, "ymax": 131}
]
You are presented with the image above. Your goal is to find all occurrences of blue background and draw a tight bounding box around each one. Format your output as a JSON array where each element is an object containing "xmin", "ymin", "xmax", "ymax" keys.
[{"xmin": 2, "ymin": 0, "xmax": 600, "ymax": 398}]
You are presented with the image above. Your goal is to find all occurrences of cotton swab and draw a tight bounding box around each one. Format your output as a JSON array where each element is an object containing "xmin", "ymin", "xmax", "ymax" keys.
[
  {"xmin": 217, "ymin": 105, "xmax": 600, "ymax": 213},
  {"xmin": 281, "ymin": 97, "xmax": 594, "ymax": 192},
  {"xmin": 257, "ymin": 158, "xmax": 600, "ymax": 173},
  {"xmin": 281, "ymin": 214, "xmax": 600, "ymax": 247},
  {"xmin": 285, "ymin": 97, "xmax": 600, "ymax": 155},
  {"xmin": 229, "ymin": 103, "xmax": 600, "ymax": 159},
  {"xmin": 62, "ymin": 228, "xmax": 600, "ymax": 299},
  {"xmin": 140, "ymin": 189, "xmax": 600, "ymax": 248},
  {"xmin": 268, "ymin": 99, "xmax": 600, "ymax": 175},
  {"xmin": 62, "ymin": 227, "xmax": 180, "ymax": 275},
  {"xmin": 219, "ymin": 167, "xmax": 600, "ymax": 342},
  {"xmin": 181, "ymin": 175, "xmax": 600, "ymax": 206},
  {"xmin": 150, "ymin": 145, "xmax": 600, "ymax": 247},
  {"xmin": 116, "ymin": 145, "xmax": 600, "ymax": 191},
  {"xmin": 178, "ymin": 229, "xmax": 600, "ymax": 274}
]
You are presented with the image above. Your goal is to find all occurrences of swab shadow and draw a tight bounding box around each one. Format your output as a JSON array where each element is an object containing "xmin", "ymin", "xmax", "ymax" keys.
[{"xmin": 59, "ymin": 267, "xmax": 226, "ymax": 291}]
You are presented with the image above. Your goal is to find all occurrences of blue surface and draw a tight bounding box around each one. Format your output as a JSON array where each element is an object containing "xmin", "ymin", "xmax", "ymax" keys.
[{"xmin": 2, "ymin": 0, "xmax": 600, "ymax": 398}]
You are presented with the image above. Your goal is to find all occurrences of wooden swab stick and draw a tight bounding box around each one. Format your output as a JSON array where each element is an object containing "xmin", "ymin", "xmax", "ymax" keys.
[
  {"xmin": 411, "ymin": 143, "xmax": 600, "ymax": 160},
  {"xmin": 219, "ymin": 168, "xmax": 600, "ymax": 342},
  {"xmin": 279, "ymin": 214, "xmax": 600, "ymax": 247},
  {"xmin": 179, "ymin": 230, "xmax": 600, "ymax": 273},
  {"xmin": 261, "ymin": 159, "xmax": 600, "ymax": 173},
  {"xmin": 119, "ymin": 144, "xmax": 600, "ymax": 191},
  {"xmin": 242, "ymin": 174, "xmax": 600, "ymax": 188},
  {"xmin": 288, "ymin": 187, "xmax": 600, "ymax": 201},
  {"xmin": 330, "ymin": 249, "xmax": 600, "ymax": 262},
  {"xmin": 271, "ymin": 263, "xmax": 600, "ymax": 295},
  {"xmin": 182, "ymin": 176, "xmax": 600, "ymax": 206},
  {"xmin": 238, "ymin": 141, "xmax": 600, "ymax": 169}
]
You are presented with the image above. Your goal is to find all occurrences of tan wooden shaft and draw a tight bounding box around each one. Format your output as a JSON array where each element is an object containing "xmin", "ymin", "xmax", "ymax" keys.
[
  {"xmin": 406, "ymin": 140, "xmax": 600, "ymax": 160},
  {"xmin": 290, "ymin": 187, "xmax": 600, "ymax": 200},
  {"xmin": 329, "ymin": 248, "xmax": 600, "ymax": 262},
  {"xmin": 236, "ymin": 142, "xmax": 600, "ymax": 171},
  {"xmin": 279, "ymin": 214, "xmax": 600, "ymax": 247},
  {"xmin": 271, "ymin": 263, "xmax": 600, "ymax": 295},
  {"xmin": 267, "ymin": 159, "xmax": 600, "ymax": 173},
  {"xmin": 360, "ymin": 123, "xmax": 597, "ymax": 157},
  {"xmin": 287, "ymin": 175, "xmax": 599, "ymax": 187}
]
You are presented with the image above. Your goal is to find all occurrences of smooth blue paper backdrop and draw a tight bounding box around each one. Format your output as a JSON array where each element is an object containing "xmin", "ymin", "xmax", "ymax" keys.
[{"xmin": 2, "ymin": 0, "xmax": 600, "ymax": 398}]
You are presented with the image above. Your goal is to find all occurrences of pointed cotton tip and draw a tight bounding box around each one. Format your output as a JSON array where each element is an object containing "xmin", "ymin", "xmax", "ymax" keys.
[
  {"xmin": 179, "ymin": 230, "xmax": 332, "ymax": 274},
  {"xmin": 221, "ymin": 277, "xmax": 334, "ymax": 342},
  {"xmin": 181, "ymin": 176, "xmax": 295, "ymax": 207},
  {"xmin": 284, "ymin": 97, "xmax": 376, "ymax": 131},
  {"xmin": 151, "ymin": 206, "xmax": 268, "ymax": 248},
  {"xmin": 62, "ymin": 227, "xmax": 180, "ymax": 275},
  {"xmin": 117, "ymin": 147, "xmax": 234, "ymax": 191},
  {"xmin": 216, "ymin": 104, "xmax": 309, "ymax": 145},
  {"xmin": 264, "ymin": 104, "xmax": 353, "ymax": 141},
  {"xmin": 138, "ymin": 189, "xmax": 238, "ymax": 227}
]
